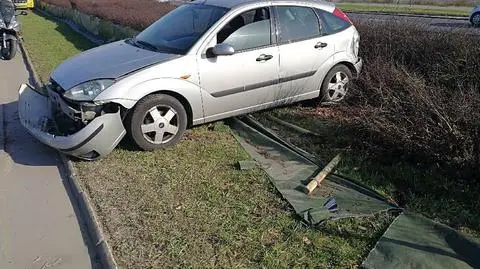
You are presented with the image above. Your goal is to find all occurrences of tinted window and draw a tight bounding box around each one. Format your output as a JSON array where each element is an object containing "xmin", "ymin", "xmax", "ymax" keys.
[
  {"xmin": 217, "ymin": 8, "xmax": 271, "ymax": 51},
  {"xmin": 315, "ymin": 9, "xmax": 351, "ymax": 34},
  {"xmin": 135, "ymin": 4, "xmax": 229, "ymax": 55},
  {"xmin": 276, "ymin": 6, "xmax": 320, "ymax": 43}
]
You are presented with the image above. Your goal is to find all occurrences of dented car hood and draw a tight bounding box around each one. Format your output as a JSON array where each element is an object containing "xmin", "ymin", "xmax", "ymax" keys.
[{"xmin": 51, "ymin": 40, "xmax": 180, "ymax": 90}]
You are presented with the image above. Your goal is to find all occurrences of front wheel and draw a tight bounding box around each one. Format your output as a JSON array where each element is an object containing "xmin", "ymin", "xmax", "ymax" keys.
[
  {"xmin": 320, "ymin": 64, "xmax": 353, "ymax": 103},
  {"xmin": 126, "ymin": 94, "xmax": 188, "ymax": 151},
  {"xmin": 1, "ymin": 39, "xmax": 17, "ymax": 60},
  {"xmin": 472, "ymin": 13, "xmax": 480, "ymax": 27}
]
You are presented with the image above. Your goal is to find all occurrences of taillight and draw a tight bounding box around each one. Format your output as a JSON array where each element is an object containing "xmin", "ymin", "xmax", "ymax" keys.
[{"xmin": 333, "ymin": 7, "xmax": 352, "ymax": 24}]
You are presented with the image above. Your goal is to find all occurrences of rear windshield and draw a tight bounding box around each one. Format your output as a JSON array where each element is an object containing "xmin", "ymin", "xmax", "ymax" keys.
[
  {"xmin": 134, "ymin": 4, "xmax": 229, "ymax": 55},
  {"xmin": 315, "ymin": 9, "xmax": 351, "ymax": 35}
]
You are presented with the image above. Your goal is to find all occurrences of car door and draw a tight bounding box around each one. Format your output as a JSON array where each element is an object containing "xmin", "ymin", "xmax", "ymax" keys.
[
  {"xmin": 274, "ymin": 5, "xmax": 335, "ymax": 103},
  {"xmin": 197, "ymin": 6, "xmax": 280, "ymax": 122}
]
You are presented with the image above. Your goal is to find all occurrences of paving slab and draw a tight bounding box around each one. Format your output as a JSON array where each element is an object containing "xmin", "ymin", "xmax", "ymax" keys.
[{"xmin": 0, "ymin": 49, "xmax": 95, "ymax": 268}]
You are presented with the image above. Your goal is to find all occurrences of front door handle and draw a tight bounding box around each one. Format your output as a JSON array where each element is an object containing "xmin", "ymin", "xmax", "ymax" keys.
[
  {"xmin": 314, "ymin": 42, "xmax": 328, "ymax": 49},
  {"xmin": 256, "ymin": 54, "xmax": 273, "ymax": 62}
]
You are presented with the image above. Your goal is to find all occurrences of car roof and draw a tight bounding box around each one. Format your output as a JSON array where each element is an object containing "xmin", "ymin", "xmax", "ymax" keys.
[{"xmin": 191, "ymin": 0, "xmax": 334, "ymax": 10}]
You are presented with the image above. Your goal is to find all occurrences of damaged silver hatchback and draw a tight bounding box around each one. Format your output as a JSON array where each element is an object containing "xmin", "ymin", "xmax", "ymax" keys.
[{"xmin": 18, "ymin": 0, "xmax": 362, "ymax": 160}]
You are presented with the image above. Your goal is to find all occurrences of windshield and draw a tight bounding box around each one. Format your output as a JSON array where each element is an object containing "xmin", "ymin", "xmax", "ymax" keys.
[{"xmin": 134, "ymin": 4, "xmax": 229, "ymax": 55}]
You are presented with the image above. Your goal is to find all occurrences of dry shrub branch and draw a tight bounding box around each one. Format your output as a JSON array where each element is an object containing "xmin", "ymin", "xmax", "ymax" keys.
[{"xmin": 348, "ymin": 20, "xmax": 480, "ymax": 171}]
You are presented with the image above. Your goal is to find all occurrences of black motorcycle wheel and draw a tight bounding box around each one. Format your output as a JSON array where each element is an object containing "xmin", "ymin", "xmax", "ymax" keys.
[{"xmin": 1, "ymin": 39, "xmax": 17, "ymax": 60}]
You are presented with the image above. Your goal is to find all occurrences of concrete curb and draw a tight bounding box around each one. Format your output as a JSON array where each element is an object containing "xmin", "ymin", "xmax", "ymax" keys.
[
  {"xmin": 0, "ymin": 95, "xmax": 4, "ymax": 152},
  {"xmin": 59, "ymin": 154, "xmax": 118, "ymax": 269},
  {"xmin": 347, "ymin": 11, "xmax": 470, "ymax": 21},
  {"xmin": 18, "ymin": 37, "xmax": 42, "ymax": 90},
  {"xmin": 18, "ymin": 39, "xmax": 118, "ymax": 269}
]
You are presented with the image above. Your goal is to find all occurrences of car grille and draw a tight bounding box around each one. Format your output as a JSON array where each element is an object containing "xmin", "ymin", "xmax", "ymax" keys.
[{"xmin": 12, "ymin": 0, "xmax": 28, "ymax": 3}]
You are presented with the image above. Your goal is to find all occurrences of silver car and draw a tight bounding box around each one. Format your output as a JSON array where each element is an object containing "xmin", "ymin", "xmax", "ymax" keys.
[
  {"xmin": 471, "ymin": 4, "xmax": 480, "ymax": 27},
  {"xmin": 18, "ymin": 0, "xmax": 362, "ymax": 160}
]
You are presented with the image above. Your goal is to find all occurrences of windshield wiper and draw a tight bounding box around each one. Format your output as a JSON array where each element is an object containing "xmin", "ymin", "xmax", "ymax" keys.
[{"xmin": 131, "ymin": 38, "xmax": 159, "ymax": 52}]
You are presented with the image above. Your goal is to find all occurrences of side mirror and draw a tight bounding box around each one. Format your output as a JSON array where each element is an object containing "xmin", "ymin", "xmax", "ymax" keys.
[{"xmin": 207, "ymin": 43, "xmax": 235, "ymax": 58}]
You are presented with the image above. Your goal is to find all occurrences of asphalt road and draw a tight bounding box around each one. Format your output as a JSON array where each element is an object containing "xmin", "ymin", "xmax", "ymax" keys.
[
  {"xmin": 348, "ymin": 12, "xmax": 480, "ymax": 35},
  {"xmin": 0, "ymin": 50, "xmax": 95, "ymax": 268}
]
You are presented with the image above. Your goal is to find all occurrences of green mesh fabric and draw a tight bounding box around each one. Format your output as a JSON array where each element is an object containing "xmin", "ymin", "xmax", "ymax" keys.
[
  {"xmin": 228, "ymin": 117, "xmax": 394, "ymax": 225},
  {"xmin": 362, "ymin": 213, "xmax": 480, "ymax": 269}
]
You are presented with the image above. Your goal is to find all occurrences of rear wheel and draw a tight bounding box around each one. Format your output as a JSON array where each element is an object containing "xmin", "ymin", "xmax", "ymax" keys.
[
  {"xmin": 1, "ymin": 39, "xmax": 17, "ymax": 60},
  {"xmin": 320, "ymin": 64, "xmax": 352, "ymax": 103},
  {"xmin": 472, "ymin": 13, "xmax": 480, "ymax": 27},
  {"xmin": 126, "ymin": 94, "xmax": 187, "ymax": 151}
]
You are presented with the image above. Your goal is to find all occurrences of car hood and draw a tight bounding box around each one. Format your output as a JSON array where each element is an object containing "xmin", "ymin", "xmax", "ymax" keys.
[{"xmin": 51, "ymin": 40, "xmax": 180, "ymax": 90}]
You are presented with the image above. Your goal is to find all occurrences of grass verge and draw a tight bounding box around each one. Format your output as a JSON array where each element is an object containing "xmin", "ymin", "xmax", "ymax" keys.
[
  {"xmin": 20, "ymin": 11, "xmax": 391, "ymax": 268},
  {"xmin": 339, "ymin": 3, "xmax": 471, "ymax": 16}
]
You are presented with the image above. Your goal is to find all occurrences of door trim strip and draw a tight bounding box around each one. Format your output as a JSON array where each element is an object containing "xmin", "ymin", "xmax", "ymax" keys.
[{"xmin": 211, "ymin": 70, "xmax": 317, "ymax": 98}]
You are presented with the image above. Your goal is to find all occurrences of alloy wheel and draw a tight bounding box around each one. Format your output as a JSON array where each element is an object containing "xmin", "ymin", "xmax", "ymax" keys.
[
  {"xmin": 327, "ymin": 71, "xmax": 349, "ymax": 102},
  {"xmin": 141, "ymin": 105, "xmax": 179, "ymax": 145},
  {"xmin": 473, "ymin": 14, "xmax": 480, "ymax": 27}
]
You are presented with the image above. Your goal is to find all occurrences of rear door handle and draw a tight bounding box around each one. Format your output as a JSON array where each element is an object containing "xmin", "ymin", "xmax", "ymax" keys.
[
  {"xmin": 256, "ymin": 54, "xmax": 273, "ymax": 61},
  {"xmin": 314, "ymin": 42, "xmax": 328, "ymax": 49}
]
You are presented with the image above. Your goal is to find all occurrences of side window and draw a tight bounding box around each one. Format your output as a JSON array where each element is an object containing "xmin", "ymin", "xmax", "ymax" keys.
[
  {"xmin": 217, "ymin": 8, "xmax": 271, "ymax": 52},
  {"xmin": 315, "ymin": 9, "xmax": 351, "ymax": 35},
  {"xmin": 276, "ymin": 6, "xmax": 321, "ymax": 43}
]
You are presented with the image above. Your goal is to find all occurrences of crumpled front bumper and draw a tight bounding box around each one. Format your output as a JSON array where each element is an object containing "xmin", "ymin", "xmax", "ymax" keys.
[{"xmin": 18, "ymin": 84, "xmax": 126, "ymax": 160}]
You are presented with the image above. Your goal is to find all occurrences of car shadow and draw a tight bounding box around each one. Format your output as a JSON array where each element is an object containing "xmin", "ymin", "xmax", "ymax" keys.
[
  {"xmin": 2, "ymin": 100, "xmax": 59, "ymax": 166},
  {"xmin": 1, "ymin": 100, "xmax": 100, "ymax": 268}
]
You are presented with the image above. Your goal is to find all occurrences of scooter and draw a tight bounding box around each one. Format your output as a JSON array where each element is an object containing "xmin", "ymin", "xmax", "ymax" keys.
[{"xmin": 0, "ymin": 0, "xmax": 26, "ymax": 60}]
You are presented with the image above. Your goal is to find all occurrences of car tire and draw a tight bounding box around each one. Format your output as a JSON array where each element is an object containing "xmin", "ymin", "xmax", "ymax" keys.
[
  {"xmin": 126, "ymin": 94, "xmax": 187, "ymax": 151},
  {"xmin": 320, "ymin": 64, "xmax": 352, "ymax": 103},
  {"xmin": 472, "ymin": 13, "xmax": 480, "ymax": 27},
  {"xmin": 1, "ymin": 39, "xmax": 17, "ymax": 60}
]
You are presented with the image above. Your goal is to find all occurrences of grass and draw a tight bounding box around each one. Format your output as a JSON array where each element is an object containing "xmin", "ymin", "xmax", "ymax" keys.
[
  {"xmin": 338, "ymin": 2, "xmax": 471, "ymax": 16},
  {"xmin": 20, "ymin": 11, "xmax": 95, "ymax": 82},
  {"xmin": 20, "ymin": 11, "xmax": 393, "ymax": 268}
]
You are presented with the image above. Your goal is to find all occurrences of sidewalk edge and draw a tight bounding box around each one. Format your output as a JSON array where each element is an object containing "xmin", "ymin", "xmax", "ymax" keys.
[{"xmin": 19, "ymin": 39, "xmax": 118, "ymax": 269}]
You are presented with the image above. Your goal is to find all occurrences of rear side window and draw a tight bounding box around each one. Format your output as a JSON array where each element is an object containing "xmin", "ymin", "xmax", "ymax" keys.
[
  {"xmin": 315, "ymin": 9, "xmax": 351, "ymax": 35},
  {"xmin": 276, "ymin": 6, "xmax": 321, "ymax": 43}
]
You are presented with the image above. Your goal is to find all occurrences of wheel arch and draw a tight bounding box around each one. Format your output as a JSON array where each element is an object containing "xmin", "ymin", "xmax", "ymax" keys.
[
  {"xmin": 103, "ymin": 78, "xmax": 204, "ymax": 128},
  {"xmin": 320, "ymin": 62, "xmax": 355, "ymax": 88},
  {"xmin": 336, "ymin": 61, "xmax": 358, "ymax": 77}
]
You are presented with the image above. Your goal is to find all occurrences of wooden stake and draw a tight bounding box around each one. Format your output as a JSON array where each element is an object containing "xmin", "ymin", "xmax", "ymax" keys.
[{"xmin": 304, "ymin": 154, "xmax": 342, "ymax": 195}]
